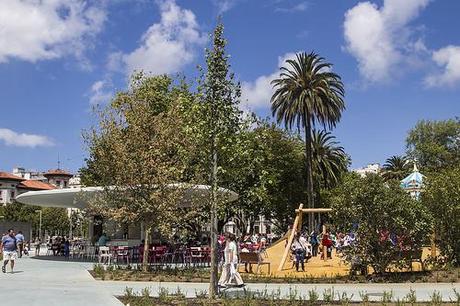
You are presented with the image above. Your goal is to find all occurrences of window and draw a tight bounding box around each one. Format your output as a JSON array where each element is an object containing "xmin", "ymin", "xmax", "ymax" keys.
[
  {"xmin": 254, "ymin": 225, "xmax": 260, "ymax": 234},
  {"xmin": 64, "ymin": 181, "xmax": 67, "ymax": 187},
  {"xmin": 266, "ymin": 225, "xmax": 271, "ymax": 234},
  {"xmin": 11, "ymin": 191, "xmax": 15, "ymax": 198}
]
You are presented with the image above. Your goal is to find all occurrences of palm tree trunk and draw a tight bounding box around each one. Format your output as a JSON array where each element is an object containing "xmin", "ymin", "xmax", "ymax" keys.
[{"xmin": 304, "ymin": 115, "xmax": 314, "ymax": 232}]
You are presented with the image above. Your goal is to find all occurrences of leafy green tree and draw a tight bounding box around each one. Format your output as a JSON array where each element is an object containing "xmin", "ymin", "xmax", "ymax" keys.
[
  {"xmin": 271, "ymin": 52, "xmax": 345, "ymax": 230},
  {"xmin": 406, "ymin": 119, "xmax": 460, "ymax": 170},
  {"xmin": 199, "ymin": 21, "xmax": 241, "ymax": 298},
  {"xmin": 83, "ymin": 73, "xmax": 198, "ymax": 271},
  {"xmin": 220, "ymin": 119, "xmax": 306, "ymax": 234},
  {"xmin": 329, "ymin": 173, "xmax": 432, "ymax": 274},
  {"xmin": 1, "ymin": 203, "xmax": 69, "ymax": 237},
  {"xmin": 382, "ymin": 155, "xmax": 410, "ymax": 181},
  {"xmin": 422, "ymin": 167, "xmax": 460, "ymax": 265}
]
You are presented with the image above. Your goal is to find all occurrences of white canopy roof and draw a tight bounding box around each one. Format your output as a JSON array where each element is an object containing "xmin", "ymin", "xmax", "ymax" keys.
[{"xmin": 15, "ymin": 184, "xmax": 238, "ymax": 209}]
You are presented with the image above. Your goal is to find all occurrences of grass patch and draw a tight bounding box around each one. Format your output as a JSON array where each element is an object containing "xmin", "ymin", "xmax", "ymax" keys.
[
  {"xmin": 117, "ymin": 286, "xmax": 460, "ymax": 306},
  {"xmin": 90, "ymin": 264, "xmax": 460, "ymax": 284}
]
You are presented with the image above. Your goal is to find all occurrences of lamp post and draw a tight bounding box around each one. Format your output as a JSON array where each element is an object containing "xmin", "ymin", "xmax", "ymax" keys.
[{"xmin": 35, "ymin": 210, "xmax": 42, "ymax": 241}]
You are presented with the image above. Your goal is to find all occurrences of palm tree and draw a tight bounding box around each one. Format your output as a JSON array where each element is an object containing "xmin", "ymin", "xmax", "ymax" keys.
[
  {"xmin": 312, "ymin": 130, "xmax": 349, "ymax": 190},
  {"xmin": 382, "ymin": 155, "xmax": 410, "ymax": 181},
  {"xmin": 271, "ymin": 52, "xmax": 345, "ymax": 229}
]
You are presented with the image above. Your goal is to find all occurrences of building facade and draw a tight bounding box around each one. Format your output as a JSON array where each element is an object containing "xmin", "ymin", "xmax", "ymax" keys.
[{"xmin": 0, "ymin": 167, "xmax": 74, "ymax": 205}]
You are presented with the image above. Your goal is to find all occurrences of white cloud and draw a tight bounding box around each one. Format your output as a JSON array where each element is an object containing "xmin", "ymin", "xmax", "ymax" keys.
[
  {"xmin": 110, "ymin": 0, "xmax": 206, "ymax": 76},
  {"xmin": 0, "ymin": 128, "xmax": 54, "ymax": 147},
  {"xmin": 343, "ymin": 0, "xmax": 430, "ymax": 82},
  {"xmin": 89, "ymin": 80, "xmax": 113, "ymax": 105},
  {"xmin": 0, "ymin": 0, "xmax": 106, "ymax": 64},
  {"xmin": 424, "ymin": 46, "xmax": 460, "ymax": 88},
  {"xmin": 275, "ymin": 1, "xmax": 309, "ymax": 13},
  {"xmin": 241, "ymin": 52, "xmax": 297, "ymax": 111},
  {"xmin": 211, "ymin": 0, "xmax": 239, "ymax": 14}
]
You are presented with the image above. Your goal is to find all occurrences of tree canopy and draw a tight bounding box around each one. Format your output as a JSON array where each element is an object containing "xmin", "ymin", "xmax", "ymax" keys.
[
  {"xmin": 422, "ymin": 167, "xmax": 460, "ymax": 265},
  {"xmin": 406, "ymin": 118, "xmax": 460, "ymax": 171},
  {"xmin": 329, "ymin": 173, "xmax": 432, "ymax": 274},
  {"xmin": 271, "ymin": 52, "xmax": 345, "ymax": 231}
]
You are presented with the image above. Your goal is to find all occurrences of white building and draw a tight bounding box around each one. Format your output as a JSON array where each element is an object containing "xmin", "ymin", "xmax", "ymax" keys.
[
  {"xmin": 0, "ymin": 171, "xmax": 55, "ymax": 205},
  {"xmin": 352, "ymin": 163, "xmax": 381, "ymax": 177},
  {"xmin": 0, "ymin": 167, "xmax": 75, "ymax": 205}
]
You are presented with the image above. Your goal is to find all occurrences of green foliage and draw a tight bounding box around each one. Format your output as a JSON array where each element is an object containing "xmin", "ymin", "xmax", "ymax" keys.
[
  {"xmin": 422, "ymin": 167, "xmax": 460, "ymax": 266},
  {"xmin": 1, "ymin": 202, "xmax": 70, "ymax": 237},
  {"xmin": 406, "ymin": 118, "xmax": 460, "ymax": 171},
  {"xmin": 329, "ymin": 173, "xmax": 432, "ymax": 274},
  {"xmin": 404, "ymin": 288, "xmax": 417, "ymax": 305},
  {"xmin": 429, "ymin": 290, "xmax": 443, "ymax": 305},
  {"xmin": 220, "ymin": 119, "xmax": 306, "ymax": 233},
  {"xmin": 83, "ymin": 73, "xmax": 198, "ymax": 232},
  {"xmin": 198, "ymin": 20, "xmax": 242, "ymax": 298},
  {"xmin": 382, "ymin": 155, "xmax": 411, "ymax": 181},
  {"xmin": 271, "ymin": 51, "xmax": 346, "ymax": 213},
  {"xmin": 312, "ymin": 130, "xmax": 349, "ymax": 190}
]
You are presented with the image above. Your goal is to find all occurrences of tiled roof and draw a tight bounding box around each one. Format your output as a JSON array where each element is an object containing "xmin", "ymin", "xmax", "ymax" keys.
[
  {"xmin": 44, "ymin": 168, "xmax": 73, "ymax": 177},
  {"xmin": 0, "ymin": 172, "xmax": 25, "ymax": 181},
  {"xmin": 17, "ymin": 180, "xmax": 56, "ymax": 190}
]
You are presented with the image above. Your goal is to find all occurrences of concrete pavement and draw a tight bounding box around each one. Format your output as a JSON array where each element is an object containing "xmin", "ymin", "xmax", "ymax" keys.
[{"xmin": 0, "ymin": 252, "xmax": 459, "ymax": 305}]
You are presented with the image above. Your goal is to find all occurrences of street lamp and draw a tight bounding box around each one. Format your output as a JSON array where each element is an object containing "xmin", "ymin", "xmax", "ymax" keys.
[{"xmin": 35, "ymin": 210, "xmax": 42, "ymax": 241}]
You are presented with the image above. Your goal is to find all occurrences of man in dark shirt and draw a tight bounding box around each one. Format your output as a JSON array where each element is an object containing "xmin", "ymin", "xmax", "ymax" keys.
[{"xmin": 1, "ymin": 228, "xmax": 18, "ymax": 273}]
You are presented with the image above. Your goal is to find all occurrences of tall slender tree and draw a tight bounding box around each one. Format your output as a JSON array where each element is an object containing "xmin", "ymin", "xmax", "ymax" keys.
[
  {"xmin": 200, "ymin": 21, "xmax": 241, "ymax": 297},
  {"xmin": 271, "ymin": 52, "xmax": 345, "ymax": 230}
]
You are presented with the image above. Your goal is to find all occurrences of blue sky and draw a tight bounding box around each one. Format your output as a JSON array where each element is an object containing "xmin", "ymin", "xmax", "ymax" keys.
[{"xmin": 1, "ymin": 0, "xmax": 459, "ymax": 174}]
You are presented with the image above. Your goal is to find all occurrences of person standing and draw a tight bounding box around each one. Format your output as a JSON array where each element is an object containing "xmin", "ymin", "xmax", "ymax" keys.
[
  {"xmin": 15, "ymin": 231, "xmax": 25, "ymax": 258},
  {"xmin": 218, "ymin": 232, "xmax": 244, "ymax": 288},
  {"xmin": 310, "ymin": 231, "xmax": 319, "ymax": 257},
  {"xmin": 1, "ymin": 229, "xmax": 18, "ymax": 273},
  {"xmin": 291, "ymin": 232, "xmax": 306, "ymax": 272},
  {"xmin": 35, "ymin": 237, "xmax": 42, "ymax": 256}
]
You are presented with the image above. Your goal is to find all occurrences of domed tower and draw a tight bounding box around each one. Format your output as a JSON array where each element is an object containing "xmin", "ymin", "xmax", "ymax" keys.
[
  {"xmin": 44, "ymin": 169, "xmax": 73, "ymax": 189},
  {"xmin": 400, "ymin": 162, "xmax": 424, "ymax": 199}
]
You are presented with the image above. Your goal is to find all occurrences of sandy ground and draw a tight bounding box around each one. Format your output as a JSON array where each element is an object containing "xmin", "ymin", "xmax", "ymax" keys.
[{"xmin": 241, "ymin": 239, "xmax": 430, "ymax": 277}]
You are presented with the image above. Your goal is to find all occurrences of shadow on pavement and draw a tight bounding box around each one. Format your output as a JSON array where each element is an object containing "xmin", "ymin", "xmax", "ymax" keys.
[{"xmin": 30, "ymin": 256, "xmax": 96, "ymax": 263}]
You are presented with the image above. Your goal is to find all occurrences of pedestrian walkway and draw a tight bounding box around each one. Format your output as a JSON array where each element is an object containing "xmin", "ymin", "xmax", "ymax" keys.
[
  {"xmin": 0, "ymin": 255, "xmax": 122, "ymax": 306},
  {"xmin": 0, "ymin": 253, "xmax": 458, "ymax": 305}
]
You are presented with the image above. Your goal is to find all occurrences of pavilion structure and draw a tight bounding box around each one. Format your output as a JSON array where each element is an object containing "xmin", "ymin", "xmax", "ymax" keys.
[
  {"xmin": 15, "ymin": 184, "xmax": 238, "ymax": 242},
  {"xmin": 400, "ymin": 162, "xmax": 424, "ymax": 199}
]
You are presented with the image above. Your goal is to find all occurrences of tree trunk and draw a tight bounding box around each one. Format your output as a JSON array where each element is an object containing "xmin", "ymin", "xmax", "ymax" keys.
[
  {"xmin": 209, "ymin": 135, "xmax": 219, "ymax": 299},
  {"xmin": 304, "ymin": 115, "xmax": 315, "ymax": 232},
  {"xmin": 142, "ymin": 226, "xmax": 151, "ymax": 272}
]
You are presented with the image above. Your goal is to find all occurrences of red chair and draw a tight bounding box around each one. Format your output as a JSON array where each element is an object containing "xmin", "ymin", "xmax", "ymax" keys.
[{"xmin": 154, "ymin": 246, "xmax": 167, "ymax": 264}]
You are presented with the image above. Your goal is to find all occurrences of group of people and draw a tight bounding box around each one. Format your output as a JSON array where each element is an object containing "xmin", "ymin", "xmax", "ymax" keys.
[
  {"xmin": 289, "ymin": 230, "xmax": 356, "ymax": 272},
  {"xmin": 49, "ymin": 236, "xmax": 71, "ymax": 257},
  {"xmin": 0, "ymin": 228, "xmax": 27, "ymax": 273}
]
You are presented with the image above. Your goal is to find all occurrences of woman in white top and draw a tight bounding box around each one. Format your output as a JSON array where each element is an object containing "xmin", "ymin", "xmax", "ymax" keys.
[{"xmin": 218, "ymin": 232, "xmax": 244, "ymax": 288}]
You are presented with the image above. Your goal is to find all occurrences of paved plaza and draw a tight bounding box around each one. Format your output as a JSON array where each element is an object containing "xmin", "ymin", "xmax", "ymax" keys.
[{"xmin": 0, "ymin": 253, "xmax": 459, "ymax": 305}]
